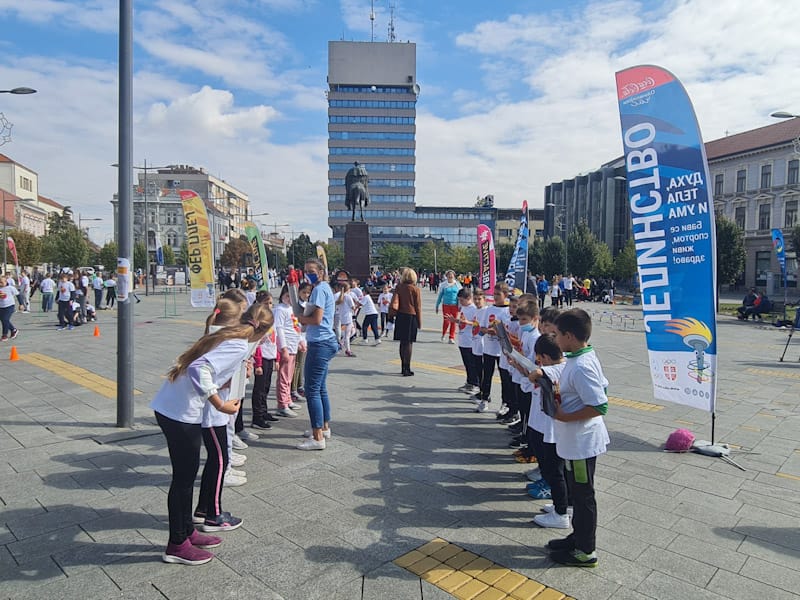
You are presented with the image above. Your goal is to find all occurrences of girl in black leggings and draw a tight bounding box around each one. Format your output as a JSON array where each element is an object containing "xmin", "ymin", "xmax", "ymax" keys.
[{"xmin": 149, "ymin": 303, "xmax": 273, "ymax": 566}]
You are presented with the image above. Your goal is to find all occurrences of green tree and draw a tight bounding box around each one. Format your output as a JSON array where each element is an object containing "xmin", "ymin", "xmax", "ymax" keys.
[
  {"xmin": 566, "ymin": 221, "xmax": 599, "ymax": 278},
  {"xmin": 46, "ymin": 206, "xmax": 75, "ymax": 235},
  {"xmin": 317, "ymin": 241, "xmax": 343, "ymax": 271},
  {"xmin": 379, "ymin": 244, "xmax": 412, "ymax": 271},
  {"xmin": 539, "ymin": 237, "xmax": 565, "ymax": 278},
  {"xmin": 788, "ymin": 224, "xmax": 800, "ymax": 255},
  {"xmin": 177, "ymin": 240, "xmax": 189, "ymax": 266},
  {"xmin": 613, "ymin": 238, "xmax": 638, "ymax": 284},
  {"xmin": 715, "ymin": 214, "xmax": 745, "ymax": 288},
  {"xmin": 4, "ymin": 228, "xmax": 41, "ymax": 267},
  {"xmin": 41, "ymin": 222, "xmax": 89, "ymax": 268},
  {"xmin": 220, "ymin": 237, "xmax": 250, "ymax": 268},
  {"xmin": 443, "ymin": 245, "xmax": 478, "ymax": 275},
  {"xmin": 133, "ymin": 241, "xmax": 148, "ymax": 272},
  {"xmin": 162, "ymin": 245, "xmax": 176, "ymax": 266},
  {"xmin": 593, "ymin": 242, "xmax": 614, "ymax": 278},
  {"xmin": 418, "ymin": 240, "xmax": 447, "ymax": 273},
  {"xmin": 98, "ymin": 241, "xmax": 118, "ymax": 273},
  {"xmin": 495, "ymin": 242, "xmax": 516, "ymax": 278},
  {"xmin": 528, "ymin": 237, "xmax": 544, "ymax": 275},
  {"xmin": 287, "ymin": 233, "xmax": 315, "ymax": 267}
]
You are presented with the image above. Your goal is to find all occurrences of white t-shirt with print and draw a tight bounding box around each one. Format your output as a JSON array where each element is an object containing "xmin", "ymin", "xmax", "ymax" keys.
[
  {"xmin": 57, "ymin": 281, "xmax": 75, "ymax": 302},
  {"xmin": 528, "ymin": 361, "xmax": 566, "ymax": 443},
  {"xmin": 470, "ymin": 306, "xmax": 487, "ymax": 356},
  {"xmin": 457, "ymin": 303, "xmax": 478, "ymax": 349},
  {"xmin": 378, "ymin": 292, "xmax": 393, "ymax": 313},
  {"xmin": 553, "ymin": 347, "xmax": 610, "ymax": 460},
  {"xmin": 480, "ymin": 304, "xmax": 508, "ymax": 357}
]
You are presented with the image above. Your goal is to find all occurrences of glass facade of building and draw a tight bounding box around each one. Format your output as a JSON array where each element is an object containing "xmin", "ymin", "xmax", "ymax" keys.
[{"xmin": 327, "ymin": 41, "xmax": 504, "ymax": 250}]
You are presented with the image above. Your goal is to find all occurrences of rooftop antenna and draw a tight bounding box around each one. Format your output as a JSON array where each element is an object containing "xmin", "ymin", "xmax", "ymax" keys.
[
  {"xmin": 370, "ymin": 0, "xmax": 375, "ymax": 42},
  {"xmin": 388, "ymin": 3, "xmax": 396, "ymax": 42}
]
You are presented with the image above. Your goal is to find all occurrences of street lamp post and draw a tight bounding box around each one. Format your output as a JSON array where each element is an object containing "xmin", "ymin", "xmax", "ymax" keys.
[
  {"xmin": 112, "ymin": 160, "xmax": 171, "ymax": 296},
  {"xmin": 78, "ymin": 216, "xmax": 103, "ymax": 239},
  {"xmin": 546, "ymin": 200, "xmax": 568, "ymax": 274},
  {"xmin": 2, "ymin": 192, "xmax": 34, "ymax": 272}
]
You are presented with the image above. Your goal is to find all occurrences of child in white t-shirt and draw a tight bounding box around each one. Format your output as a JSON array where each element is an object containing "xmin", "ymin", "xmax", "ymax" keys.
[
  {"xmin": 336, "ymin": 282, "xmax": 356, "ymax": 357},
  {"xmin": 469, "ymin": 289, "xmax": 487, "ymax": 402},
  {"xmin": 377, "ymin": 285, "xmax": 393, "ymax": 336},
  {"xmin": 527, "ymin": 333, "xmax": 569, "ymax": 527},
  {"xmin": 150, "ymin": 302, "xmax": 272, "ymax": 565},
  {"xmin": 527, "ymin": 308, "xmax": 609, "ymax": 568},
  {"xmin": 452, "ymin": 287, "xmax": 480, "ymax": 394},
  {"xmin": 274, "ymin": 285, "xmax": 302, "ymax": 416},
  {"xmin": 475, "ymin": 282, "xmax": 510, "ymax": 413}
]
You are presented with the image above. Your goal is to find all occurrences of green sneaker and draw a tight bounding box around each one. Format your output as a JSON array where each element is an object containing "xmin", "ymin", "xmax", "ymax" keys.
[{"xmin": 549, "ymin": 548, "xmax": 598, "ymax": 568}]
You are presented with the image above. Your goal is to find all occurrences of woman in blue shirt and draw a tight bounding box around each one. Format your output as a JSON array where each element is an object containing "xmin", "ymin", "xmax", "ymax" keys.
[{"xmin": 297, "ymin": 258, "xmax": 337, "ymax": 450}]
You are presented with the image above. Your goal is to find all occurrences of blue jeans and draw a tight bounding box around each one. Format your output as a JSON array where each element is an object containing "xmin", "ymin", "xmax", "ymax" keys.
[
  {"xmin": 41, "ymin": 292, "xmax": 54, "ymax": 312},
  {"xmin": 0, "ymin": 305, "xmax": 15, "ymax": 337},
  {"xmin": 305, "ymin": 337, "xmax": 339, "ymax": 429}
]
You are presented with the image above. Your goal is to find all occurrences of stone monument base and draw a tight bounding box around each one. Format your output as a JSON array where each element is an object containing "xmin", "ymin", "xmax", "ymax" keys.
[{"xmin": 344, "ymin": 221, "xmax": 371, "ymax": 283}]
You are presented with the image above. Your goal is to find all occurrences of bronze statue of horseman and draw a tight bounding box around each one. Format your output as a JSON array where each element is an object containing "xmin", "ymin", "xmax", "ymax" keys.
[{"xmin": 345, "ymin": 161, "xmax": 370, "ymax": 222}]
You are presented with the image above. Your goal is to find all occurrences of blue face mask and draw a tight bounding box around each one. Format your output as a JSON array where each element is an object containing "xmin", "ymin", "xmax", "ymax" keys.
[
  {"xmin": 520, "ymin": 323, "xmax": 535, "ymax": 332},
  {"xmin": 305, "ymin": 272, "xmax": 318, "ymax": 285}
]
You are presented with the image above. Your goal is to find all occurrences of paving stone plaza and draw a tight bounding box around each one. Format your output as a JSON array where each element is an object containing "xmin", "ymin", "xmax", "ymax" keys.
[{"xmin": 1, "ymin": 289, "xmax": 799, "ymax": 599}]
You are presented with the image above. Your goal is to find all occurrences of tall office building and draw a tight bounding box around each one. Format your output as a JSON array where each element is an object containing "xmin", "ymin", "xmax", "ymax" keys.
[{"xmin": 327, "ymin": 41, "xmax": 419, "ymax": 244}]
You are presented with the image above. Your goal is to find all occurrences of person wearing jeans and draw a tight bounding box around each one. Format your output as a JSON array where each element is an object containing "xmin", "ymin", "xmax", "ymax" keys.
[{"xmin": 297, "ymin": 258, "xmax": 336, "ymax": 450}]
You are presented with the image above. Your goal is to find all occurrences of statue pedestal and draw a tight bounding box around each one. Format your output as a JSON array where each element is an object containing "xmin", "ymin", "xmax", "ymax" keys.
[{"xmin": 344, "ymin": 221, "xmax": 371, "ymax": 282}]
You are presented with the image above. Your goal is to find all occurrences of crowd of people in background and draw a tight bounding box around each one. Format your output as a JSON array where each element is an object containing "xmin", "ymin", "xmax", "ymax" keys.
[{"xmin": 0, "ymin": 267, "xmax": 122, "ymax": 340}]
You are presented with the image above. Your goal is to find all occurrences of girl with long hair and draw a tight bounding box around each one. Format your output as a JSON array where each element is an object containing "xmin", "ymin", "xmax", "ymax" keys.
[{"xmin": 150, "ymin": 303, "xmax": 273, "ymax": 566}]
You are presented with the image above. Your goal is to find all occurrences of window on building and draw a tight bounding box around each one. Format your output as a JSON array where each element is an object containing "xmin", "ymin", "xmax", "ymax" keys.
[
  {"xmin": 167, "ymin": 231, "xmax": 177, "ymax": 246},
  {"xmin": 166, "ymin": 211, "xmax": 177, "ymax": 225},
  {"xmin": 734, "ymin": 206, "xmax": 746, "ymax": 230},
  {"xmin": 18, "ymin": 176, "xmax": 33, "ymax": 191},
  {"xmin": 755, "ymin": 251, "xmax": 771, "ymax": 281},
  {"xmin": 761, "ymin": 164, "xmax": 772, "ymax": 189},
  {"xmin": 758, "ymin": 204, "xmax": 770, "ymax": 231},
  {"xmin": 786, "ymin": 199, "xmax": 798, "ymax": 228},
  {"xmin": 789, "ymin": 159, "xmax": 799, "ymax": 185},
  {"xmin": 714, "ymin": 174, "xmax": 724, "ymax": 196},
  {"xmin": 736, "ymin": 169, "xmax": 746, "ymax": 193}
]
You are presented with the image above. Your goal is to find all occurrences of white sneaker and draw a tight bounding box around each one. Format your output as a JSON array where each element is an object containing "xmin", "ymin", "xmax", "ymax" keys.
[
  {"xmin": 239, "ymin": 430, "xmax": 259, "ymax": 442},
  {"xmin": 296, "ymin": 438, "xmax": 326, "ymax": 451},
  {"xmin": 475, "ymin": 401, "xmax": 489, "ymax": 413},
  {"xmin": 287, "ymin": 402, "xmax": 302, "ymax": 411},
  {"xmin": 458, "ymin": 384, "xmax": 472, "ymax": 393},
  {"xmin": 375, "ymin": 338, "xmax": 381, "ymax": 345},
  {"xmin": 228, "ymin": 468, "xmax": 247, "ymax": 478},
  {"xmin": 276, "ymin": 408, "xmax": 298, "ymax": 418},
  {"xmin": 229, "ymin": 452, "xmax": 247, "ymax": 467},
  {"xmin": 448, "ymin": 339, "xmax": 455, "ymax": 344},
  {"xmin": 496, "ymin": 404, "xmax": 510, "ymax": 416},
  {"xmin": 542, "ymin": 504, "xmax": 574, "ymax": 516},
  {"xmin": 231, "ymin": 435, "xmax": 248, "ymax": 450},
  {"xmin": 223, "ymin": 473, "xmax": 247, "ymax": 487},
  {"xmin": 533, "ymin": 511, "xmax": 571, "ymax": 529},
  {"xmin": 303, "ymin": 429, "xmax": 331, "ymax": 439}
]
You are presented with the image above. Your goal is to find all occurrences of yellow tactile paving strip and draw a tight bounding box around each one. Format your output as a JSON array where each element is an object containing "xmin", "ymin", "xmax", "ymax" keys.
[
  {"xmin": 394, "ymin": 538, "xmax": 573, "ymax": 600},
  {"xmin": 746, "ymin": 368, "xmax": 800, "ymax": 381},
  {"xmin": 20, "ymin": 352, "xmax": 142, "ymax": 399}
]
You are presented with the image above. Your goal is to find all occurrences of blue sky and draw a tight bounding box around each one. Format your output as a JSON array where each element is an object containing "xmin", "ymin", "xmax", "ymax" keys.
[{"xmin": 1, "ymin": 0, "xmax": 798, "ymax": 243}]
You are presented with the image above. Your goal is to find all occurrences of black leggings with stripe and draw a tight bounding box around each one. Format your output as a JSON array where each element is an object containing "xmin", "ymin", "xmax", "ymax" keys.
[{"xmin": 197, "ymin": 425, "xmax": 229, "ymax": 520}]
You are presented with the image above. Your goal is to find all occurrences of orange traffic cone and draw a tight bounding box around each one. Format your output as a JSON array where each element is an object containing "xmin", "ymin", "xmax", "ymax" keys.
[
  {"xmin": 9, "ymin": 346, "xmax": 19, "ymax": 361},
  {"xmin": 93, "ymin": 325, "xmax": 101, "ymax": 337}
]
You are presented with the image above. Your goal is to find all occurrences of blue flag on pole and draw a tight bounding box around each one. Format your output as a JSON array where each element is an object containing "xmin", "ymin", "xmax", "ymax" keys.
[
  {"xmin": 155, "ymin": 235, "xmax": 164, "ymax": 266},
  {"xmin": 504, "ymin": 200, "xmax": 529, "ymax": 294},
  {"xmin": 771, "ymin": 228, "xmax": 787, "ymax": 283},
  {"xmin": 616, "ymin": 65, "xmax": 717, "ymax": 413}
]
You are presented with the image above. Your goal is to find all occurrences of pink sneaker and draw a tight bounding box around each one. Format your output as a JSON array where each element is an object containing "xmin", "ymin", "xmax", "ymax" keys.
[
  {"xmin": 189, "ymin": 530, "xmax": 222, "ymax": 549},
  {"xmin": 162, "ymin": 539, "xmax": 214, "ymax": 565}
]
